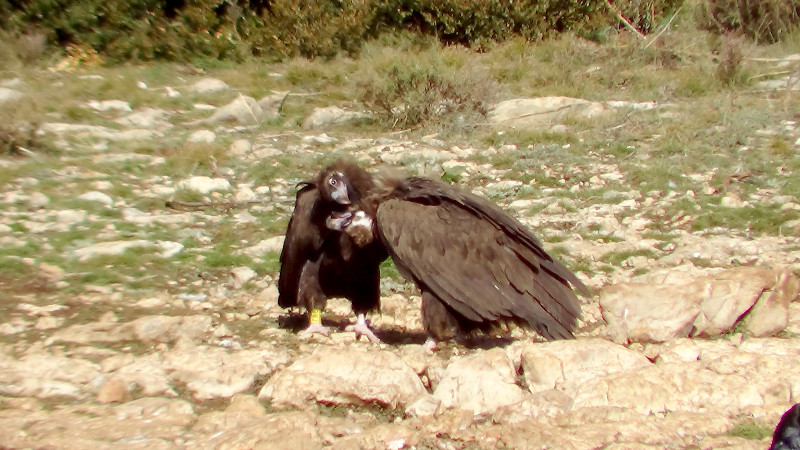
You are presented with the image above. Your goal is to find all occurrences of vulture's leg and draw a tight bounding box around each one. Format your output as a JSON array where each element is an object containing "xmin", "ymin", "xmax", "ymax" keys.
[
  {"xmin": 421, "ymin": 291, "xmax": 457, "ymax": 351},
  {"xmin": 297, "ymin": 259, "xmax": 331, "ymax": 338},
  {"xmin": 346, "ymin": 313, "xmax": 381, "ymax": 343}
]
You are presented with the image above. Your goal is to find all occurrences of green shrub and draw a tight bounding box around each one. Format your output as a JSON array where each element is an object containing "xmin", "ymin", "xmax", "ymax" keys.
[
  {"xmin": 373, "ymin": 0, "xmax": 609, "ymax": 49},
  {"xmin": 248, "ymin": 0, "xmax": 379, "ymax": 59},
  {"xmin": 2, "ymin": 0, "xmax": 688, "ymax": 62},
  {"xmin": 355, "ymin": 47, "xmax": 498, "ymax": 129},
  {"xmin": 699, "ymin": 0, "xmax": 800, "ymax": 43}
]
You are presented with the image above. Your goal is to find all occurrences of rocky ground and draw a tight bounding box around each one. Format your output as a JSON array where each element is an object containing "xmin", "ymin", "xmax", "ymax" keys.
[{"xmin": 1, "ymin": 53, "xmax": 800, "ymax": 449}]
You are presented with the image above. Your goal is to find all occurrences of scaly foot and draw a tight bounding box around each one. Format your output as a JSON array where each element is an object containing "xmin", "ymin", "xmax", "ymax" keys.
[
  {"xmin": 346, "ymin": 321, "xmax": 381, "ymax": 343},
  {"xmin": 298, "ymin": 322, "xmax": 331, "ymax": 338},
  {"xmin": 422, "ymin": 337, "xmax": 438, "ymax": 351}
]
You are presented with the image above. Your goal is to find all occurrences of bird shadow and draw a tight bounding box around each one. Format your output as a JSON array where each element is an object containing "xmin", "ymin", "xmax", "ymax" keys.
[{"xmin": 277, "ymin": 313, "xmax": 515, "ymax": 349}]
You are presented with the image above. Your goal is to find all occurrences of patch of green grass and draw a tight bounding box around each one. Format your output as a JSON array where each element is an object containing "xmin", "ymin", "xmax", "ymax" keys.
[
  {"xmin": 692, "ymin": 204, "xmax": 799, "ymax": 234},
  {"xmin": 380, "ymin": 259, "xmax": 403, "ymax": 281},
  {"xmin": 599, "ymin": 249, "xmax": 658, "ymax": 267},
  {"xmin": 727, "ymin": 419, "xmax": 774, "ymax": 441}
]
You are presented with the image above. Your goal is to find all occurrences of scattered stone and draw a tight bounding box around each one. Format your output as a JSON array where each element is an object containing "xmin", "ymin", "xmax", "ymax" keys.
[
  {"xmin": 489, "ymin": 97, "xmax": 606, "ymax": 129},
  {"xmin": 230, "ymin": 139, "xmax": 252, "ymax": 156},
  {"xmin": 96, "ymin": 378, "xmax": 131, "ymax": 403},
  {"xmin": 0, "ymin": 87, "xmax": 24, "ymax": 104},
  {"xmin": 190, "ymin": 78, "xmax": 230, "ymax": 93},
  {"xmin": 302, "ymin": 105, "xmax": 371, "ymax": 129},
  {"xmin": 39, "ymin": 122, "xmax": 158, "ymax": 141},
  {"xmin": 56, "ymin": 209, "xmax": 87, "ymax": 225},
  {"xmin": 205, "ymin": 91, "xmax": 287, "ymax": 125},
  {"xmin": 70, "ymin": 240, "xmax": 183, "ymax": 260},
  {"xmin": 85, "ymin": 99, "xmax": 132, "ymax": 112},
  {"xmin": 230, "ymin": 266, "xmax": 257, "ymax": 289},
  {"xmin": 186, "ymin": 129, "xmax": 216, "ymax": 143},
  {"xmin": 179, "ymin": 176, "xmax": 231, "ymax": 194},
  {"xmin": 115, "ymin": 108, "xmax": 171, "ymax": 129},
  {"xmin": 242, "ymin": 236, "xmax": 285, "ymax": 257},
  {"xmin": 27, "ymin": 192, "xmax": 49, "ymax": 209},
  {"xmin": 78, "ymin": 191, "xmax": 114, "ymax": 206}
]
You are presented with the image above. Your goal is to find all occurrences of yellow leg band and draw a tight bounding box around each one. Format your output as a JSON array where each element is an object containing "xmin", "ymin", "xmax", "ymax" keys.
[{"xmin": 309, "ymin": 308, "xmax": 322, "ymax": 324}]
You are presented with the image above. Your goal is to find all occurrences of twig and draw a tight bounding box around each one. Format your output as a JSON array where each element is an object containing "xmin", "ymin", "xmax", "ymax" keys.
[
  {"xmin": 605, "ymin": 0, "xmax": 646, "ymax": 40},
  {"xmin": 644, "ymin": 6, "xmax": 681, "ymax": 49},
  {"xmin": 15, "ymin": 146, "xmax": 37, "ymax": 157},
  {"xmin": 748, "ymin": 70, "xmax": 792, "ymax": 81},
  {"xmin": 239, "ymin": 92, "xmax": 259, "ymax": 123}
]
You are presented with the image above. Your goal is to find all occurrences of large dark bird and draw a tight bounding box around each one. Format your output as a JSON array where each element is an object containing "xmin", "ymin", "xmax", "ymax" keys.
[
  {"xmin": 771, "ymin": 403, "xmax": 800, "ymax": 450},
  {"xmin": 331, "ymin": 174, "xmax": 587, "ymax": 349},
  {"xmin": 278, "ymin": 160, "xmax": 388, "ymax": 342}
]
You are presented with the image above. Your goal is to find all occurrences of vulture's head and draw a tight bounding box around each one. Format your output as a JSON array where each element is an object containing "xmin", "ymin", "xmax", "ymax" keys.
[
  {"xmin": 315, "ymin": 159, "xmax": 375, "ymax": 206},
  {"xmin": 326, "ymin": 210, "xmax": 376, "ymax": 247},
  {"xmin": 319, "ymin": 170, "xmax": 352, "ymax": 205}
]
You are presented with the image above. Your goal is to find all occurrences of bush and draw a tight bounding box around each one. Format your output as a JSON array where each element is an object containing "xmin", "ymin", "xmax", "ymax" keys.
[
  {"xmin": 2, "ymin": 0, "xmax": 687, "ymax": 62},
  {"xmin": 373, "ymin": 0, "xmax": 609, "ymax": 49},
  {"xmin": 246, "ymin": 0, "xmax": 379, "ymax": 59},
  {"xmin": 700, "ymin": 0, "xmax": 800, "ymax": 43},
  {"xmin": 356, "ymin": 47, "xmax": 498, "ymax": 129}
]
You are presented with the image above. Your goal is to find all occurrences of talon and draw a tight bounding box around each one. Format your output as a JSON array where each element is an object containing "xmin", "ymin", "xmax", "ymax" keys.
[
  {"xmin": 299, "ymin": 322, "xmax": 331, "ymax": 338},
  {"xmin": 347, "ymin": 313, "xmax": 381, "ymax": 343},
  {"xmin": 346, "ymin": 322, "xmax": 381, "ymax": 343},
  {"xmin": 422, "ymin": 337, "xmax": 438, "ymax": 351}
]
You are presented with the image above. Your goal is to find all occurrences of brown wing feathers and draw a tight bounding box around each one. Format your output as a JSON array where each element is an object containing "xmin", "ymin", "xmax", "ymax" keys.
[{"xmin": 375, "ymin": 177, "xmax": 584, "ymax": 340}]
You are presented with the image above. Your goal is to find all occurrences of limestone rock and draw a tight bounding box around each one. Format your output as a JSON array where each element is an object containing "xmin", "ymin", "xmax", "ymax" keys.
[
  {"xmin": 0, "ymin": 87, "xmax": 24, "ymax": 104},
  {"xmin": 85, "ymin": 99, "xmax": 132, "ymax": 112},
  {"xmin": 258, "ymin": 91, "xmax": 289, "ymax": 119},
  {"xmin": 186, "ymin": 129, "xmax": 216, "ymax": 143},
  {"xmin": 115, "ymin": 107, "xmax": 171, "ymax": 129},
  {"xmin": 0, "ymin": 352, "xmax": 102, "ymax": 399},
  {"xmin": 39, "ymin": 122, "xmax": 158, "ymax": 141},
  {"xmin": 96, "ymin": 378, "xmax": 131, "ymax": 403},
  {"xmin": 259, "ymin": 348, "xmax": 426, "ymax": 410},
  {"xmin": 70, "ymin": 240, "xmax": 183, "ymax": 260},
  {"xmin": 190, "ymin": 78, "xmax": 230, "ymax": 94},
  {"xmin": 600, "ymin": 267, "xmax": 798, "ymax": 343},
  {"xmin": 302, "ymin": 105, "xmax": 371, "ymax": 129},
  {"xmin": 489, "ymin": 97, "xmax": 606, "ymax": 129},
  {"xmin": 519, "ymin": 339, "xmax": 652, "ymax": 394},
  {"xmin": 230, "ymin": 266, "xmax": 257, "ymax": 289},
  {"xmin": 205, "ymin": 92, "xmax": 286, "ymax": 125},
  {"xmin": 179, "ymin": 176, "xmax": 231, "ymax": 194},
  {"xmin": 47, "ymin": 314, "xmax": 212, "ymax": 346},
  {"xmin": 78, "ymin": 190, "xmax": 113, "ymax": 206},
  {"xmin": 206, "ymin": 95, "xmax": 263, "ymax": 124},
  {"xmin": 164, "ymin": 340, "xmax": 290, "ymax": 400},
  {"xmin": 432, "ymin": 348, "xmax": 526, "ymax": 415}
]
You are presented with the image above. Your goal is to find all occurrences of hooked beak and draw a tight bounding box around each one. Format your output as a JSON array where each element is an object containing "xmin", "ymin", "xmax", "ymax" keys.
[
  {"xmin": 330, "ymin": 183, "xmax": 351, "ymax": 205},
  {"xmin": 326, "ymin": 211, "xmax": 353, "ymax": 231}
]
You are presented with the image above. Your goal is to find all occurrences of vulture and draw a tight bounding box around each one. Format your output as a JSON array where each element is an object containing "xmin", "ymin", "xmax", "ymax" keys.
[
  {"xmin": 278, "ymin": 160, "xmax": 388, "ymax": 342},
  {"xmin": 770, "ymin": 403, "xmax": 800, "ymax": 450},
  {"xmin": 330, "ymin": 173, "xmax": 587, "ymax": 349}
]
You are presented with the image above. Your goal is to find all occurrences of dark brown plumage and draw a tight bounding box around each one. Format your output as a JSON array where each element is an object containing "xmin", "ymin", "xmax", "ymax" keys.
[
  {"xmin": 336, "ymin": 174, "xmax": 586, "ymax": 348},
  {"xmin": 770, "ymin": 403, "xmax": 800, "ymax": 450},
  {"xmin": 278, "ymin": 160, "xmax": 388, "ymax": 341}
]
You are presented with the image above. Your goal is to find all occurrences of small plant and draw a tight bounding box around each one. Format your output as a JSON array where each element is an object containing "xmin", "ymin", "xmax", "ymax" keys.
[
  {"xmin": 356, "ymin": 47, "xmax": 498, "ymax": 129},
  {"xmin": 716, "ymin": 36, "xmax": 745, "ymax": 85},
  {"xmin": 727, "ymin": 419, "xmax": 774, "ymax": 440}
]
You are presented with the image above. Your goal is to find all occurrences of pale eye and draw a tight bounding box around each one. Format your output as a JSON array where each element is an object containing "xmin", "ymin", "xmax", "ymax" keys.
[{"xmin": 329, "ymin": 178, "xmax": 337, "ymax": 186}]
